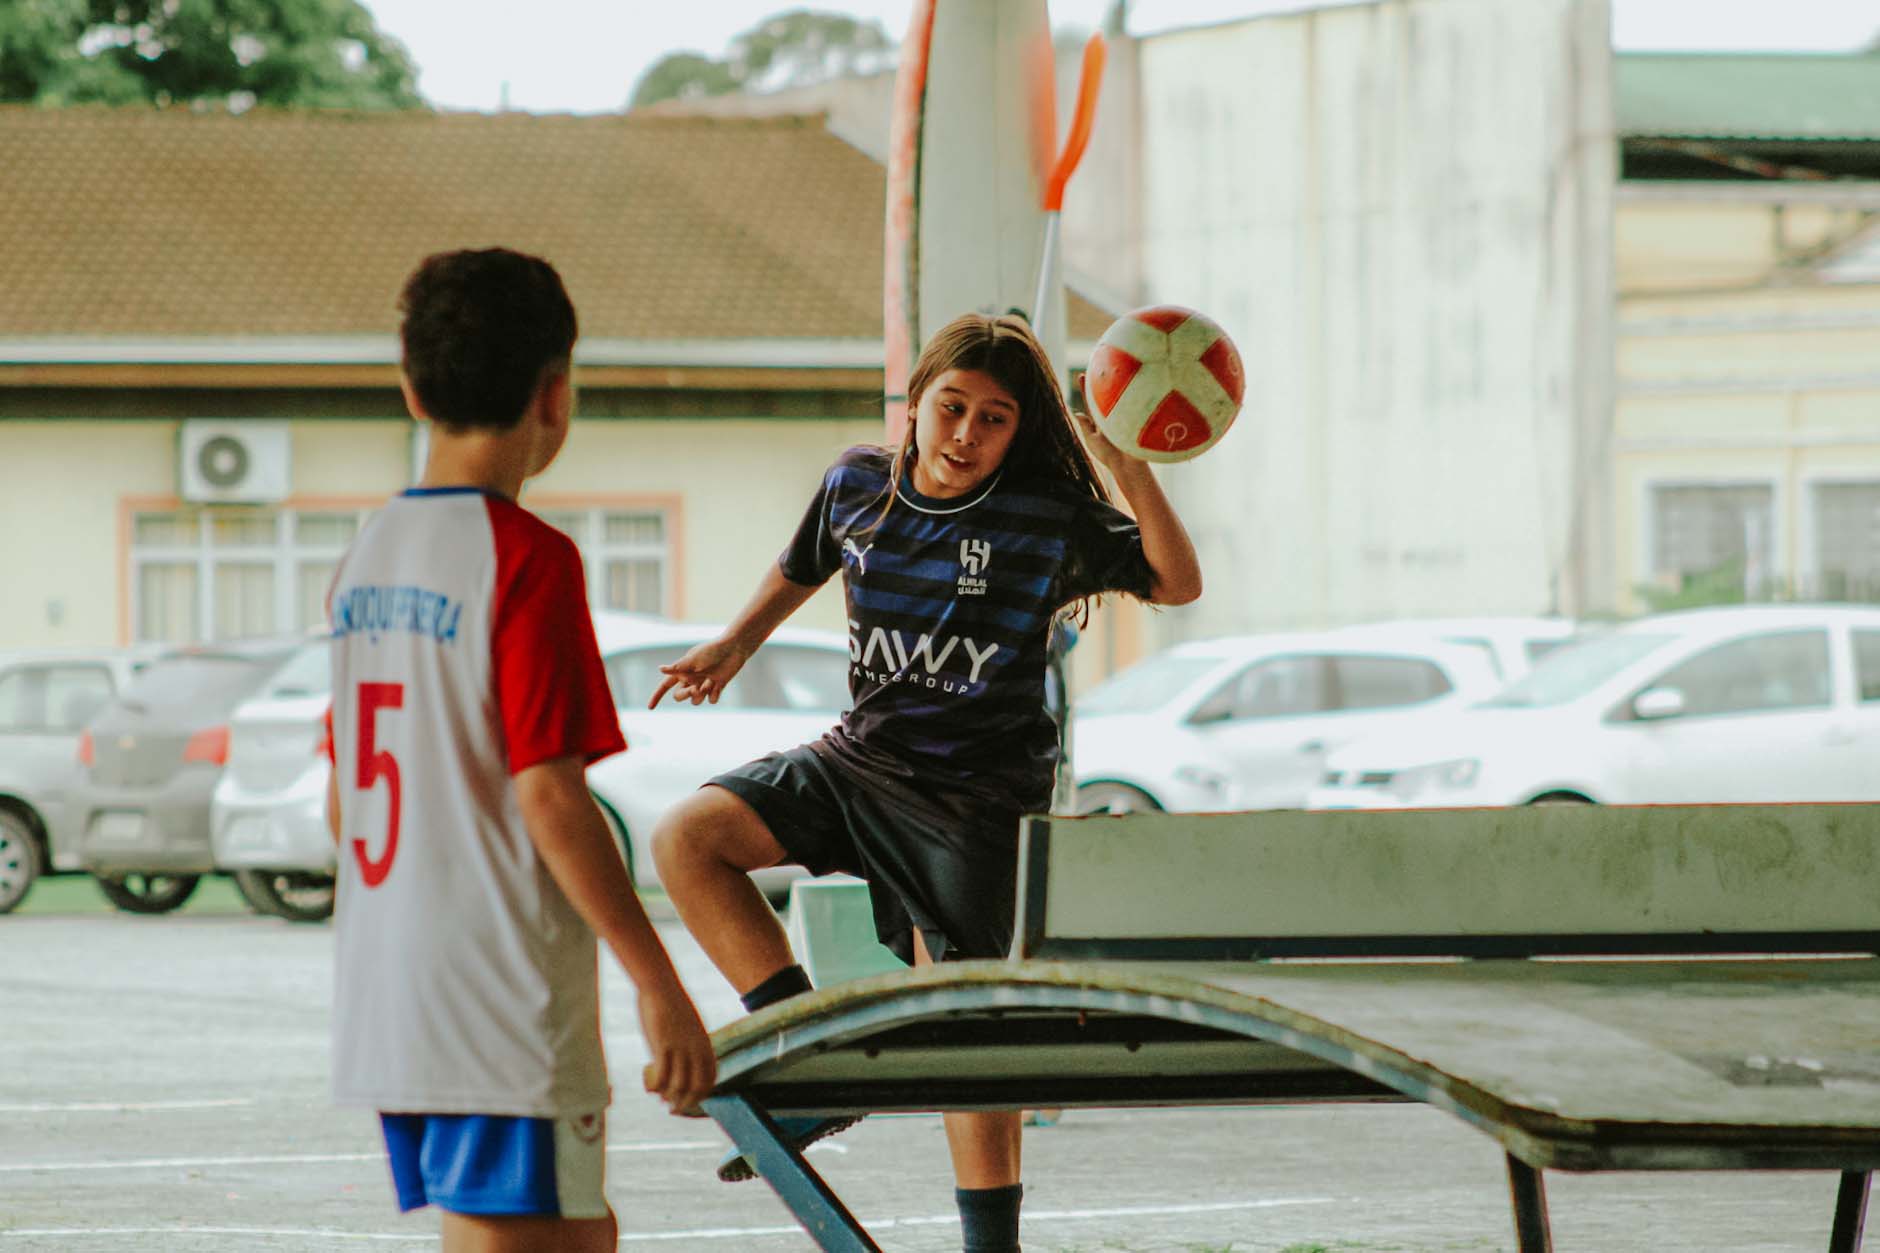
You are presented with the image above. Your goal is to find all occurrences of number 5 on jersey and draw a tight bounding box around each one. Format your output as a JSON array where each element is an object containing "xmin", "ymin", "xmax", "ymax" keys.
[{"xmin": 354, "ymin": 682, "xmax": 404, "ymax": 887}]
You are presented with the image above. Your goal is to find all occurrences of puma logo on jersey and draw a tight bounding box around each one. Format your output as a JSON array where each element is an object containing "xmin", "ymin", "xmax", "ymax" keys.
[
  {"xmin": 842, "ymin": 538, "xmax": 873, "ymax": 575},
  {"xmin": 957, "ymin": 538, "xmax": 991, "ymax": 595}
]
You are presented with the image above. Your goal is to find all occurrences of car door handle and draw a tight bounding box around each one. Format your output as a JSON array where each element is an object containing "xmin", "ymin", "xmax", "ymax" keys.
[
  {"xmin": 1823, "ymin": 726, "xmax": 1858, "ymax": 746},
  {"xmin": 1298, "ymin": 740, "xmax": 1325, "ymax": 754}
]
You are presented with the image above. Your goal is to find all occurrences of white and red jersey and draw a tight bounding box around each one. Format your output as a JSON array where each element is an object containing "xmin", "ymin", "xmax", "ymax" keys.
[{"xmin": 326, "ymin": 488, "xmax": 625, "ymax": 1117}]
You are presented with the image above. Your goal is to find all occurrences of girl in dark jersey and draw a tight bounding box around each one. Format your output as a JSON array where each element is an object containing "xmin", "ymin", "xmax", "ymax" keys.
[{"xmin": 648, "ymin": 312, "xmax": 1202, "ymax": 1252}]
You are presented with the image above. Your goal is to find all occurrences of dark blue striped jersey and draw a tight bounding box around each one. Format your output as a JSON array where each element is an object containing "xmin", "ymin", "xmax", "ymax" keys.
[{"xmin": 780, "ymin": 445, "xmax": 1153, "ymax": 811}]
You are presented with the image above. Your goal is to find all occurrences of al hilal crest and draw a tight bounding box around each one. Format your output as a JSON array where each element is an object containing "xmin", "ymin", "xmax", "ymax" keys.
[{"xmin": 957, "ymin": 539, "xmax": 991, "ymax": 595}]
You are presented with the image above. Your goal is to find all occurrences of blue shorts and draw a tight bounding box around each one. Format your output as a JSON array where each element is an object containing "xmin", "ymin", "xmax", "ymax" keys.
[{"xmin": 379, "ymin": 1110, "xmax": 608, "ymax": 1218}]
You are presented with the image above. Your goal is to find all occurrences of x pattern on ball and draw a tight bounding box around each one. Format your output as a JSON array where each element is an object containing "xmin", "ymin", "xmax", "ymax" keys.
[{"xmin": 1088, "ymin": 308, "xmax": 1244, "ymax": 460}]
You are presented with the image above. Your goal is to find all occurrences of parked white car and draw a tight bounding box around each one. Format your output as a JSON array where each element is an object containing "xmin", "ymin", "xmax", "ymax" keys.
[
  {"xmin": 587, "ymin": 620, "xmax": 850, "ymax": 898},
  {"xmin": 1071, "ymin": 631, "xmax": 1504, "ymax": 813},
  {"xmin": 1336, "ymin": 616, "xmax": 1579, "ymax": 683},
  {"xmin": 1306, "ymin": 604, "xmax": 1880, "ymax": 811},
  {"xmin": 211, "ymin": 613, "xmax": 850, "ymax": 915},
  {"xmin": 210, "ymin": 636, "xmax": 339, "ymax": 921}
]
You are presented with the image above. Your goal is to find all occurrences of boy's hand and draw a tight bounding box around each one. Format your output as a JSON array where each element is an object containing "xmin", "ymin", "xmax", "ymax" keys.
[
  {"xmin": 649, "ymin": 636, "xmax": 750, "ymax": 708},
  {"xmin": 638, "ymin": 980, "xmax": 717, "ymax": 1114}
]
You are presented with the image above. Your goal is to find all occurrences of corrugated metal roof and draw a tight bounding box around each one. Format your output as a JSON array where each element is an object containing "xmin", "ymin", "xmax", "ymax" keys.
[{"xmin": 1617, "ymin": 53, "xmax": 1880, "ymax": 143}]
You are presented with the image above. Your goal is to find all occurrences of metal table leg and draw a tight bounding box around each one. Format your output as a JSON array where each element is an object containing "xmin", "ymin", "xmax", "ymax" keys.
[
  {"xmin": 1505, "ymin": 1155, "xmax": 1554, "ymax": 1253},
  {"xmin": 701, "ymin": 1094, "xmax": 882, "ymax": 1253},
  {"xmin": 1831, "ymin": 1171, "xmax": 1870, "ymax": 1253}
]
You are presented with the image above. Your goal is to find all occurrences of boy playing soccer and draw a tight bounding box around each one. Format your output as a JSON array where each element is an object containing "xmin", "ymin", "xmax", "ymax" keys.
[{"xmin": 325, "ymin": 247, "xmax": 715, "ymax": 1252}]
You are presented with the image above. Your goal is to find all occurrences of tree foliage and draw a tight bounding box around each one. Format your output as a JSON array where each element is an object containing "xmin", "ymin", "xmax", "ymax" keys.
[
  {"xmin": 629, "ymin": 8, "xmax": 895, "ymax": 110},
  {"xmin": 0, "ymin": 0, "xmax": 422, "ymax": 110}
]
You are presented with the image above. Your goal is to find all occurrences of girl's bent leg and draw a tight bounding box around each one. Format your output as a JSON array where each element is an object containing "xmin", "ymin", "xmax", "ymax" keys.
[
  {"xmin": 651, "ymin": 785, "xmax": 798, "ymax": 994},
  {"xmin": 440, "ymin": 1210, "xmax": 616, "ymax": 1253}
]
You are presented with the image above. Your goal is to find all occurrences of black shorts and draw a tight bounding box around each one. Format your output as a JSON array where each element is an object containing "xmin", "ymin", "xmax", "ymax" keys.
[{"xmin": 709, "ymin": 742, "xmax": 1023, "ymax": 965}]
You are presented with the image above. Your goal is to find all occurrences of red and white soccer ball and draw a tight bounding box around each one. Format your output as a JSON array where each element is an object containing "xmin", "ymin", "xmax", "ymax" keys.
[{"xmin": 1084, "ymin": 305, "xmax": 1245, "ymax": 463}]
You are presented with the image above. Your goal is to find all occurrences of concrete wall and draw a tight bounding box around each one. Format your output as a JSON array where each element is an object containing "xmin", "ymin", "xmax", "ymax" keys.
[{"xmin": 1111, "ymin": 0, "xmax": 1614, "ymax": 645}]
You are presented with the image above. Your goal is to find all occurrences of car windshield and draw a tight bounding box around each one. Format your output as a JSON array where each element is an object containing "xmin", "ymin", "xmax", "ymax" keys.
[
  {"xmin": 1078, "ymin": 654, "xmax": 1224, "ymax": 716},
  {"xmin": 260, "ymin": 641, "xmax": 332, "ymax": 699},
  {"xmin": 1478, "ymin": 632, "xmax": 1673, "ymax": 709},
  {"xmin": 118, "ymin": 654, "xmax": 279, "ymax": 715}
]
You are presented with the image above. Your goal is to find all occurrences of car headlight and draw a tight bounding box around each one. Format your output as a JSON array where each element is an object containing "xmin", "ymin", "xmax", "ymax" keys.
[
  {"xmin": 1172, "ymin": 764, "xmax": 1230, "ymax": 794},
  {"xmin": 1386, "ymin": 758, "xmax": 1480, "ymax": 801}
]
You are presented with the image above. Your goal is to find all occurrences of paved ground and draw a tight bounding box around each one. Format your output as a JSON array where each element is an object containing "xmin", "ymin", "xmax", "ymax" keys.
[{"xmin": 0, "ymin": 890, "xmax": 1854, "ymax": 1252}]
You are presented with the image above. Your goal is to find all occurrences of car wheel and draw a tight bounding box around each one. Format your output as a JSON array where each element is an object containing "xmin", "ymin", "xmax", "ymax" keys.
[
  {"xmin": 1073, "ymin": 782, "xmax": 1163, "ymax": 815},
  {"xmin": 0, "ymin": 809, "xmax": 42, "ymax": 914},
  {"xmin": 234, "ymin": 870, "xmax": 335, "ymax": 923},
  {"xmin": 1528, "ymin": 792, "xmax": 1594, "ymax": 806},
  {"xmin": 93, "ymin": 872, "xmax": 200, "ymax": 914},
  {"xmin": 230, "ymin": 869, "xmax": 279, "ymax": 916}
]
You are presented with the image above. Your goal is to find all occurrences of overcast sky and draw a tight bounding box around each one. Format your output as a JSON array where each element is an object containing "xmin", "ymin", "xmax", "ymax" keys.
[{"xmin": 358, "ymin": 0, "xmax": 1880, "ymax": 114}]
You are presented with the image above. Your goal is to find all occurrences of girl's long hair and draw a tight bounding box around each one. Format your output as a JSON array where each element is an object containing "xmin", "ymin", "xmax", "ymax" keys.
[{"xmin": 877, "ymin": 312, "xmax": 1116, "ymax": 624}]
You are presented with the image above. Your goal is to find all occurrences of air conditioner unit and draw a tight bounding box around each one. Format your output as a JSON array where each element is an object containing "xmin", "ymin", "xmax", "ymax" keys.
[{"xmin": 178, "ymin": 421, "xmax": 291, "ymax": 503}]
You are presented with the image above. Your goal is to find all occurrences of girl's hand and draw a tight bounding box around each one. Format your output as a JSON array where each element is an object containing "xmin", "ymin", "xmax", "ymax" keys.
[
  {"xmin": 1071, "ymin": 405, "xmax": 1142, "ymax": 481},
  {"xmin": 649, "ymin": 637, "xmax": 751, "ymax": 708}
]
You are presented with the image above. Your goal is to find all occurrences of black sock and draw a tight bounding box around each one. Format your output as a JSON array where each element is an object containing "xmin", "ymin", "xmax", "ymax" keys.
[
  {"xmin": 740, "ymin": 964, "xmax": 812, "ymax": 1014},
  {"xmin": 956, "ymin": 1183, "xmax": 1022, "ymax": 1253}
]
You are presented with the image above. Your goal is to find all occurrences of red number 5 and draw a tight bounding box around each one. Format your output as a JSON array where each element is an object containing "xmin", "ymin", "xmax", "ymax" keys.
[{"xmin": 353, "ymin": 682, "xmax": 404, "ymax": 888}]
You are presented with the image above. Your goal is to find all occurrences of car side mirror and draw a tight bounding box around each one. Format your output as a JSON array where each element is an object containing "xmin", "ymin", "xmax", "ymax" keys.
[{"xmin": 1632, "ymin": 687, "xmax": 1686, "ymax": 721}]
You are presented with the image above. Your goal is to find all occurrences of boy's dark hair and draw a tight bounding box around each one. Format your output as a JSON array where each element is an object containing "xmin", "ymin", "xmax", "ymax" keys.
[{"xmin": 397, "ymin": 248, "xmax": 578, "ymax": 430}]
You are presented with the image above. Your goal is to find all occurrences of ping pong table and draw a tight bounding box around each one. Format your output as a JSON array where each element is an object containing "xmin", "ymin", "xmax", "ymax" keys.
[{"xmin": 698, "ymin": 804, "xmax": 1880, "ymax": 1251}]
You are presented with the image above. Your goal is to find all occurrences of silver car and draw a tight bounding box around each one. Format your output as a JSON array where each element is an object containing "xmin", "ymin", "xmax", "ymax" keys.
[
  {"xmin": 67, "ymin": 639, "xmax": 301, "ymax": 914},
  {"xmin": 0, "ymin": 646, "xmax": 161, "ymax": 912}
]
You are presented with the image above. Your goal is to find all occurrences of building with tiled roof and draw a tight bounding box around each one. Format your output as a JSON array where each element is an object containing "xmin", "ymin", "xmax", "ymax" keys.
[{"xmin": 0, "ymin": 107, "xmax": 1111, "ymax": 652}]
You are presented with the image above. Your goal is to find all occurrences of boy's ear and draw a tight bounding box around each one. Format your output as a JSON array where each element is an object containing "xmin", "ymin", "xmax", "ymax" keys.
[
  {"xmin": 539, "ymin": 368, "xmax": 573, "ymax": 427},
  {"xmin": 397, "ymin": 373, "xmax": 433, "ymax": 424}
]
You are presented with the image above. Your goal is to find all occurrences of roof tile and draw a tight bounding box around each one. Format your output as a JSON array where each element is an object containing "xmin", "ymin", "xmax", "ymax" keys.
[{"xmin": 0, "ymin": 107, "xmax": 1111, "ymax": 344}]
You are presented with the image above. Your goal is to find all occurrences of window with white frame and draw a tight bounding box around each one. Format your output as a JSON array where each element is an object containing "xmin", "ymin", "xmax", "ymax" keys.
[
  {"xmin": 1813, "ymin": 482, "xmax": 1880, "ymax": 602},
  {"xmin": 533, "ymin": 507, "xmax": 671, "ymax": 616},
  {"xmin": 132, "ymin": 503, "xmax": 674, "ymax": 644},
  {"xmin": 131, "ymin": 508, "xmax": 364, "ymax": 643},
  {"xmin": 1649, "ymin": 483, "xmax": 1775, "ymax": 598}
]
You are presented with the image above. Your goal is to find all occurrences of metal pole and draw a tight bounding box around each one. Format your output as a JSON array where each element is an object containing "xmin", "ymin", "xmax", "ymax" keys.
[
  {"xmin": 1505, "ymin": 1154, "xmax": 1554, "ymax": 1253},
  {"xmin": 1831, "ymin": 1171, "xmax": 1870, "ymax": 1253},
  {"xmin": 702, "ymin": 1095, "xmax": 882, "ymax": 1252}
]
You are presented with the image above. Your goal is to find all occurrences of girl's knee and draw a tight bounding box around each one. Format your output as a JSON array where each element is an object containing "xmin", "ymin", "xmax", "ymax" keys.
[
  {"xmin": 650, "ymin": 795, "xmax": 709, "ymax": 874},
  {"xmin": 652, "ymin": 786, "xmax": 780, "ymax": 875}
]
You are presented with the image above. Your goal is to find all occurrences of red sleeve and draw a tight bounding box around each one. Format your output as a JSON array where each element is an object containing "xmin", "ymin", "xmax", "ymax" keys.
[
  {"xmin": 320, "ymin": 704, "xmax": 335, "ymax": 766},
  {"xmin": 488, "ymin": 500, "xmax": 627, "ymax": 774}
]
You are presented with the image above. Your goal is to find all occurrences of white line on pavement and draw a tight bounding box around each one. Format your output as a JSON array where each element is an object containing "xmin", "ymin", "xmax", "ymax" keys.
[
  {"xmin": 0, "ymin": 1195, "xmax": 1341, "ymax": 1243},
  {"xmin": 0, "ymin": 1098, "xmax": 255, "ymax": 1113},
  {"xmin": 0, "ymin": 1231, "xmax": 433, "ymax": 1244},
  {"xmin": 0, "ymin": 1141, "xmax": 720, "ymax": 1174}
]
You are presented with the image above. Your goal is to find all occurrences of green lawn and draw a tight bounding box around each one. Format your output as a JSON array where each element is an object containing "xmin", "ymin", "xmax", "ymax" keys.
[
  {"xmin": 12, "ymin": 871, "xmax": 250, "ymax": 916},
  {"xmin": 11, "ymin": 872, "xmax": 670, "ymax": 919}
]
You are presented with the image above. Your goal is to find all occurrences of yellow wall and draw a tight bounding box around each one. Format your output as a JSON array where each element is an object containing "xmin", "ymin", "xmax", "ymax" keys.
[
  {"xmin": 1617, "ymin": 199, "xmax": 1875, "ymax": 294},
  {"xmin": 0, "ymin": 415, "xmax": 884, "ymax": 651},
  {"xmin": 533, "ymin": 416, "xmax": 882, "ymax": 633},
  {"xmin": 1613, "ymin": 196, "xmax": 1880, "ymax": 614},
  {"xmin": 2, "ymin": 422, "xmax": 173, "ymax": 650}
]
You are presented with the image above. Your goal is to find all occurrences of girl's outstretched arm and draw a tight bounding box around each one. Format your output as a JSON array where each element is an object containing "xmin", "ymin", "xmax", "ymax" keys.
[
  {"xmin": 1073, "ymin": 410, "xmax": 1204, "ymax": 606},
  {"xmin": 648, "ymin": 563, "xmax": 822, "ymax": 707}
]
